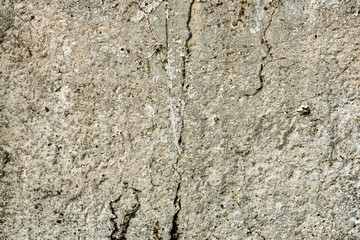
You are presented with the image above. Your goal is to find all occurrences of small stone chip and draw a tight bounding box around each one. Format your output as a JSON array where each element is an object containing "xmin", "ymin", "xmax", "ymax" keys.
[{"xmin": 297, "ymin": 106, "xmax": 311, "ymax": 115}]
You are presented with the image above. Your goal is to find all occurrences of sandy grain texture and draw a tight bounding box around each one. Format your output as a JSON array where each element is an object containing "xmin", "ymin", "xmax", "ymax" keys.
[{"xmin": 1, "ymin": 0, "xmax": 360, "ymax": 239}]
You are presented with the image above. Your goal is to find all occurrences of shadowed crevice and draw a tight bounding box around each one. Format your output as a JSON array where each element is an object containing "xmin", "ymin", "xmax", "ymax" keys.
[
  {"xmin": 170, "ymin": 183, "xmax": 181, "ymax": 240},
  {"xmin": 110, "ymin": 188, "xmax": 140, "ymax": 240}
]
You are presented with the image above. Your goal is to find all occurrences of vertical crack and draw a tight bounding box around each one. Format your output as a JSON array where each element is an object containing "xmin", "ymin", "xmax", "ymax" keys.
[
  {"xmin": 110, "ymin": 195, "xmax": 122, "ymax": 240},
  {"xmin": 177, "ymin": 0, "xmax": 195, "ymax": 155},
  {"xmin": 165, "ymin": 0, "xmax": 169, "ymax": 57},
  {"xmin": 167, "ymin": 1, "xmax": 195, "ymax": 239},
  {"xmin": 170, "ymin": 183, "xmax": 181, "ymax": 240},
  {"xmin": 243, "ymin": 8, "xmax": 276, "ymax": 98},
  {"xmin": 258, "ymin": 7, "xmax": 276, "ymax": 94},
  {"xmin": 261, "ymin": 9, "xmax": 276, "ymax": 66},
  {"xmin": 165, "ymin": 0, "xmax": 194, "ymax": 156},
  {"xmin": 182, "ymin": 0, "xmax": 195, "ymax": 82}
]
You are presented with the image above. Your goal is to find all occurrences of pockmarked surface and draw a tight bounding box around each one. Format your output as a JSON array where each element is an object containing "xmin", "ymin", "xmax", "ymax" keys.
[{"xmin": 1, "ymin": 0, "xmax": 359, "ymax": 239}]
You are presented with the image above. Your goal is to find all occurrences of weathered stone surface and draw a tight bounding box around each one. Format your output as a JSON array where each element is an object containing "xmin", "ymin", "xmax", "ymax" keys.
[{"xmin": 1, "ymin": 0, "xmax": 359, "ymax": 239}]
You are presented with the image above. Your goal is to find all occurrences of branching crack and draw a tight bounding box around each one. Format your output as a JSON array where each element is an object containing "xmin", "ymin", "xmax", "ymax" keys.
[
  {"xmin": 110, "ymin": 189, "xmax": 140, "ymax": 240},
  {"xmin": 110, "ymin": 195, "xmax": 122, "ymax": 240}
]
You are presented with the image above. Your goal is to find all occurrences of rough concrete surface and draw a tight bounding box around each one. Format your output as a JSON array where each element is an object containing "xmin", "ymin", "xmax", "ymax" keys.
[{"xmin": 0, "ymin": 0, "xmax": 360, "ymax": 239}]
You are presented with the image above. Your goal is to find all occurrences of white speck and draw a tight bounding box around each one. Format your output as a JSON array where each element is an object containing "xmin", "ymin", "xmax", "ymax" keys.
[
  {"xmin": 144, "ymin": 104, "xmax": 155, "ymax": 117},
  {"xmin": 249, "ymin": 1, "xmax": 265, "ymax": 34},
  {"xmin": 140, "ymin": 1, "xmax": 161, "ymax": 13},
  {"xmin": 328, "ymin": 0, "xmax": 339, "ymax": 5},
  {"xmin": 152, "ymin": 75, "xmax": 159, "ymax": 83},
  {"xmin": 59, "ymin": 86, "xmax": 70, "ymax": 104},
  {"xmin": 350, "ymin": 217, "xmax": 360, "ymax": 225},
  {"xmin": 250, "ymin": 24, "xmax": 261, "ymax": 34},
  {"xmin": 132, "ymin": 10, "xmax": 145, "ymax": 23},
  {"xmin": 208, "ymin": 168, "xmax": 221, "ymax": 186},
  {"xmin": 62, "ymin": 40, "xmax": 72, "ymax": 56}
]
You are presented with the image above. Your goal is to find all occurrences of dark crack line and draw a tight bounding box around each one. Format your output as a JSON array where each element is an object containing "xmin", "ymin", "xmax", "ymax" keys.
[
  {"xmin": 170, "ymin": 183, "xmax": 181, "ymax": 240},
  {"xmin": 169, "ymin": 2, "xmax": 195, "ymax": 239},
  {"xmin": 244, "ymin": 8, "xmax": 276, "ymax": 98},
  {"xmin": 244, "ymin": 63, "xmax": 264, "ymax": 97},
  {"xmin": 110, "ymin": 196, "xmax": 122, "ymax": 240},
  {"xmin": 259, "ymin": 8, "xmax": 276, "ymax": 91},
  {"xmin": 166, "ymin": 1, "xmax": 195, "ymax": 239},
  {"xmin": 178, "ymin": 0, "xmax": 194, "ymax": 151},
  {"xmin": 182, "ymin": 0, "xmax": 195, "ymax": 82},
  {"xmin": 110, "ymin": 190, "xmax": 140, "ymax": 240},
  {"xmin": 261, "ymin": 8, "xmax": 276, "ymax": 67}
]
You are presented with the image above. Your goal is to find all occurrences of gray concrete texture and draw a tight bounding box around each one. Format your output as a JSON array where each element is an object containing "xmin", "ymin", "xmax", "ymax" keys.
[{"xmin": 1, "ymin": 0, "xmax": 360, "ymax": 239}]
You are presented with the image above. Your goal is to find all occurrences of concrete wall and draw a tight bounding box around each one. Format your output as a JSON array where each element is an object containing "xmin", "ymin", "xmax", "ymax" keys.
[{"xmin": 1, "ymin": 0, "xmax": 360, "ymax": 239}]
